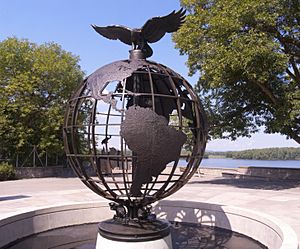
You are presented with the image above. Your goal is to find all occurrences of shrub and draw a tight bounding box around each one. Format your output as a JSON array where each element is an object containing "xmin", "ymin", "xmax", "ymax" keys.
[{"xmin": 0, "ymin": 162, "xmax": 16, "ymax": 181}]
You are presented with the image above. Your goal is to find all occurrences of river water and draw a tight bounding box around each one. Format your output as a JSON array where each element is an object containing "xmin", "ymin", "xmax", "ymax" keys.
[{"xmin": 179, "ymin": 158, "xmax": 300, "ymax": 169}]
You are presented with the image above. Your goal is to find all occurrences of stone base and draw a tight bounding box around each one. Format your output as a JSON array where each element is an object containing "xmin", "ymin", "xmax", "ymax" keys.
[
  {"xmin": 96, "ymin": 219, "xmax": 172, "ymax": 249},
  {"xmin": 96, "ymin": 232, "xmax": 172, "ymax": 249}
]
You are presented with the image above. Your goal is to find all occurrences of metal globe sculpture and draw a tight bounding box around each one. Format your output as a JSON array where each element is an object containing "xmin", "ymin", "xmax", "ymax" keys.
[{"xmin": 63, "ymin": 8, "xmax": 208, "ymax": 248}]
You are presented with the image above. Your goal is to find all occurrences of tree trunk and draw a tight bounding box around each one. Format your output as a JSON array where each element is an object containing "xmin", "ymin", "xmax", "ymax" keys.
[{"xmin": 288, "ymin": 131, "xmax": 300, "ymax": 144}]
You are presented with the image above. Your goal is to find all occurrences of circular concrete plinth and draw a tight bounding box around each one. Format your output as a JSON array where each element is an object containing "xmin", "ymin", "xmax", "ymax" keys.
[{"xmin": 0, "ymin": 201, "xmax": 298, "ymax": 249}]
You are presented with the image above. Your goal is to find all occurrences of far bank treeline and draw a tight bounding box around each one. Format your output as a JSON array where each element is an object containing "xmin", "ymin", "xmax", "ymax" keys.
[{"xmin": 205, "ymin": 148, "xmax": 300, "ymax": 160}]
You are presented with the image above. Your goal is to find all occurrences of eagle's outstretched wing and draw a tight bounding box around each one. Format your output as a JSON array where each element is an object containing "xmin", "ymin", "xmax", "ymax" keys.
[
  {"xmin": 141, "ymin": 8, "xmax": 186, "ymax": 43},
  {"xmin": 91, "ymin": 25, "xmax": 132, "ymax": 45}
]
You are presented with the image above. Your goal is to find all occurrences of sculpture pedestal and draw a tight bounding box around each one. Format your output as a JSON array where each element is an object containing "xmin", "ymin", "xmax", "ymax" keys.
[{"xmin": 96, "ymin": 219, "xmax": 172, "ymax": 249}]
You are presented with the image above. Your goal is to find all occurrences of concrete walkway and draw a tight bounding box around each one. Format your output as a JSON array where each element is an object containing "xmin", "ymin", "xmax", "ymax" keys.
[{"xmin": 1, "ymin": 175, "xmax": 300, "ymax": 243}]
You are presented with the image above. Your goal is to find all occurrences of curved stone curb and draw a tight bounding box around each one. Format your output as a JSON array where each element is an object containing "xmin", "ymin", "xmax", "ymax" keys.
[
  {"xmin": 0, "ymin": 200, "xmax": 298, "ymax": 249},
  {"xmin": 0, "ymin": 201, "xmax": 110, "ymax": 248}
]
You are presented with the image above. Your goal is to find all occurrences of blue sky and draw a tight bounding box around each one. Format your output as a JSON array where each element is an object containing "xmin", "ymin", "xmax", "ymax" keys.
[{"xmin": 0, "ymin": 0, "xmax": 299, "ymax": 151}]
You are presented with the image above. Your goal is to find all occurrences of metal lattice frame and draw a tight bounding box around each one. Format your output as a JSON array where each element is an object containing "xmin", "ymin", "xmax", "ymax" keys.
[{"xmin": 63, "ymin": 59, "xmax": 207, "ymax": 209}]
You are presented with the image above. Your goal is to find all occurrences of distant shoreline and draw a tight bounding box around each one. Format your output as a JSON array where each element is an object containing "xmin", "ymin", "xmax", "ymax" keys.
[
  {"xmin": 207, "ymin": 156, "xmax": 300, "ymax": 161},
  {"xmin": 204, "ymin": 147, "xmax": 300, "ymax": 161},
  {"xmin": 179, "ymin": 158, "xmax": 300, "ymax": 168}
]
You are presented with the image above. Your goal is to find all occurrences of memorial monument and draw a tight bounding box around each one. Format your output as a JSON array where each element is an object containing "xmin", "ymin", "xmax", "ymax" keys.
[{"xmin": 63, "ymin": 8, "xmax": 208, "ymax": 249}]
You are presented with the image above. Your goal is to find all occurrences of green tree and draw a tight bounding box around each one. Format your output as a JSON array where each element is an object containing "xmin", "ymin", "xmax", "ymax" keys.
[
  {"xmin": 0, "ymin": 37, "xmax": 84, "ymax": 161},
  {"xmin": 174, "ymin": 0, "xmax": 300, "ymax": 143}
]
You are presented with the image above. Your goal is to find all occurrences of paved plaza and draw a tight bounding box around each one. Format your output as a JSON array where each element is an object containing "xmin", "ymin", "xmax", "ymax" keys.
[{"xmin": 1, "ymin": 175, "xmax": 300, "ymax": 244}]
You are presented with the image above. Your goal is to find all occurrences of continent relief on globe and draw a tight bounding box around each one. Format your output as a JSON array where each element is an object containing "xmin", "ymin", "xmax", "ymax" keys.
[{"xmin": 120, "ymin": 106, "xmax": 187, "ymax": 196}]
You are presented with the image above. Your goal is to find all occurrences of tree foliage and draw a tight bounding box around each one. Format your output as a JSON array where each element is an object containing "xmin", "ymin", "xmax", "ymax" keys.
[
  {"xmin": 0, "ymin": 162, "xmax": 16, "ymax": 181},
  {"xmin": 0, "ymin": 38, "xmax": 84, "ymax": 160},
  {"xmin": 171, "ymin": 115, "xmax": 194, "ymax": 153},
  {"xmin": 174, "ymin": 0, "xmax": 300, "ymax": 143}
]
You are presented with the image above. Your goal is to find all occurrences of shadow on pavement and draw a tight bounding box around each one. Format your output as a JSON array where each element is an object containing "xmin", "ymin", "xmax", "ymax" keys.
[
  {"xmin": 188, "ymin": 177, "xmax": 300, "ymax": 190},
  {"xmin": 154, "ymin": 200, "xmax": 267, "ymax": 249},
  {"xmin": 0, "ymin": 195, "xmax": 31, "ymax": 201}
]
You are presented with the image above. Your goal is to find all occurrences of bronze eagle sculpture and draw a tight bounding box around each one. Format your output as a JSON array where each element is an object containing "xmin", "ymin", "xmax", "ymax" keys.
[{"xmin": 92, "ymin": 8, "xmax": 186, "ymax": 58}]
